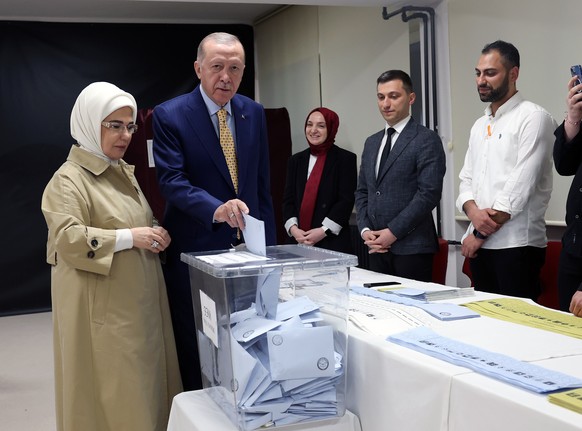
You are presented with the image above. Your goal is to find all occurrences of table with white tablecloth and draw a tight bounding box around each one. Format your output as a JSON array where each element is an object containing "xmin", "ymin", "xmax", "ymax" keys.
[
  {"xmin": 167, "ymin": 267, "xmax": 582, "ymax": 431},
  {"xmin": 346, "ymin": 268, "xmax": 582, "ymax": 431}
]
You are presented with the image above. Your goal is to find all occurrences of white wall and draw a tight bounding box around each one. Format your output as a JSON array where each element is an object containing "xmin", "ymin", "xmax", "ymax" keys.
[
  {"xmin": 447, "ymin": 0, "xmax": 576, "ymax": 285},
  {"xmin": 255, "ymin": 5, "xmax": 321, "ymax": 152},
  {"xmin": 448, "ymin": 0, "xmax": 575, "ymax": 227},
  {"xmin": 256, "ymin": 0, "xmax": 577, "ymax": 287},
  {"xmin": 318, "ymin": 6, "xmax": 409, "ymax": 157},
  {"xmin": 256, "ymin": 6, "xmax": 409, "ymax": 156}
]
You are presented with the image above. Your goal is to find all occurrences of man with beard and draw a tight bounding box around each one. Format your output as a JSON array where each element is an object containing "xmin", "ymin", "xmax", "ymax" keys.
[{"xmin": 457, "ymin": 40, "xmax": 556, "ymax": 300}]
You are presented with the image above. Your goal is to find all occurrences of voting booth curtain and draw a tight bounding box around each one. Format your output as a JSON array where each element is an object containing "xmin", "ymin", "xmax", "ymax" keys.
[{"xmin": 0, "ymin": 21, "xmax": 256, "ymax": 316}]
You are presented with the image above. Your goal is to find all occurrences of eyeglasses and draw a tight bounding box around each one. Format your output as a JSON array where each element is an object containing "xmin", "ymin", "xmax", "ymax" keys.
[{"xmin": 101, "ymin": 121, "xmax": 139, "ymax": 135}]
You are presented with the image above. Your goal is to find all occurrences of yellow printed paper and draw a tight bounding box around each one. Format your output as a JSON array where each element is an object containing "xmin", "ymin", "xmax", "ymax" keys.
[
  {"xmin": 463, "ymin": 298, "xmax": 582, "ymax": 340},
  {"xmin": 548, "ymin": 388, "xmax": 582, "ymax": 414}
]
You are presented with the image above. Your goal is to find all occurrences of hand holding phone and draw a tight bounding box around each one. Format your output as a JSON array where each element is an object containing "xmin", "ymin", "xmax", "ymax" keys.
[{"xmin": 570, "ymin": 65, "xmax": 582, "ymax": 93}]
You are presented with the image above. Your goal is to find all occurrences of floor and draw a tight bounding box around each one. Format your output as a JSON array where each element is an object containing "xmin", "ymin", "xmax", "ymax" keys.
[{"xmin": 0, "ymin": 312, "xmax": 55, "ymax": 431}]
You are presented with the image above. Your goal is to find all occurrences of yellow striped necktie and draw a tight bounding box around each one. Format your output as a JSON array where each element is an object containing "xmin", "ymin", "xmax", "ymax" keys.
[{"xmin": 217, "ymin": 108, "xmax": 238, "ymax": 193}]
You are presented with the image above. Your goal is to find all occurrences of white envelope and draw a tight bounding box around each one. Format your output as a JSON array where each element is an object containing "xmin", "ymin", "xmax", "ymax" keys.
[
  {"xmin": 254, "ymin": 383, "xmax": 283, "ymax": 404},
  {"xmin": 276, "ymin": 296, "xmax": 320, "ymax": 321},
  {"xmin": 231, "ymin": 316, "xmax": 281, "ymax": 343},
  {"xmin": 241, "ymin": 212, "xmax": 266, "ymax": 256},
  {"xmin": 255, "ymin": 268, "xmax": 281, "ymax": 319},
  {"xmin": 230, "ymin": 332, "xmax": 258, "ymax": 400},
  {"xmin": 230, "ymin": 307, "xmax": 258, "ymax": 325},
  {"xmin": 267, "ymin": 326, "xmax": 335, "ymax": 380}
]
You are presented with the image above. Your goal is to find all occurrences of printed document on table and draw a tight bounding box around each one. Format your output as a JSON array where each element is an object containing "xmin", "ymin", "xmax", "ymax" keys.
[
  {"xmin": 463, "ymin": 298, "xmax": 582, "ymax": 339},
  {"xmin": 349, "ymin": 293, "xmax": 438, "ymax": 337},
  {"xmin": 389, "ymin": 327, "xmax": 582, "ymax": 393},
  {"xmin": 351, "ymin": 287, "xmax": 480, "ymax": 321}
]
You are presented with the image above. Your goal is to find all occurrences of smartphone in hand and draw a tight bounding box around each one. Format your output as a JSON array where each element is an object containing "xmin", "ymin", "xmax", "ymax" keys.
[{"xmin": 570, "ymin": 65, "xmax": 582, "ymax": 92}]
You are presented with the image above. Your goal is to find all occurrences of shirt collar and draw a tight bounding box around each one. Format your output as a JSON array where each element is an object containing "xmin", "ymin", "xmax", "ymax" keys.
[
  {"xmin": 385, "ymin": 115, "xmax": 411, "ymax": 135},
  {"xmin": 199, "ymin": 85, "xmax": 232, "ymax": 117},
  {"xmin": 485, "ymin": 91, "xmax": 523, "ymax": 118}
]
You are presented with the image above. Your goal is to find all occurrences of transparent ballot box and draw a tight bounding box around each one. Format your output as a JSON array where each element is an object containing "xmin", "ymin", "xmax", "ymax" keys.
[{"xmin": 181, "ymin": 244, "xmax": 358, "ymax": 431}]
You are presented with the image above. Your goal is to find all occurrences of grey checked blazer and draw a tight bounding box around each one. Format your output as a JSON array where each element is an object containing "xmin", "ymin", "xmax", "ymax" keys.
[{"xmin": 355, "ymin": 117, "xmax": 446, "ymax": 255}]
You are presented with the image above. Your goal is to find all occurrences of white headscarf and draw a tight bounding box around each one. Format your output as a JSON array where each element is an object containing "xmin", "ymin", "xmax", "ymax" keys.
[{"xmin": 70, "ymin": 82, "xmax": 137, "ymax": 163}]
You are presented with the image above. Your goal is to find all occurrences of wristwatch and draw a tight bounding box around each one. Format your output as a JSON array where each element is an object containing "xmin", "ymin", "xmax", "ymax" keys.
[{"xmin": 473, "ymin": 228, "xmax": 488, "ymax": 240}]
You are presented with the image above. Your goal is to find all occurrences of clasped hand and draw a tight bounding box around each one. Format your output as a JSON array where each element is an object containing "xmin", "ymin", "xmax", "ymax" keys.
[
  {"xmin": 363, "ymin": 228, "xmax": 396, "ymax": 254},
  {"xmin": 290, "ymin": 225, "xmax": 325, "ymax": 246},
  {"xmin": 461, "ymin": 206, "xmax": 509, "ymax": 258}
]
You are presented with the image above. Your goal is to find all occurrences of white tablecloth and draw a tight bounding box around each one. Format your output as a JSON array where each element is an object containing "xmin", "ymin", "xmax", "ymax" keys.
[
  {"xmin": 166, "ymin": 390, "xmax": 362, "ymax": 431},
  {"xmin": 346, "ymin": 268, "xmax": 582, "ymax": 431},
  {"xmin": 449, "ymin": 356, "xmax": 582, "ymax": 431}
]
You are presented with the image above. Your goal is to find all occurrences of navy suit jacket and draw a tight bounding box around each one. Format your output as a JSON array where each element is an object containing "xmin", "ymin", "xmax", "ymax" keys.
[
  {"xmin": 152, "ymin": 86, "xmax": 276, "ymax": 262},
  {"xmin": 355, "ymin": 118, "xmax": 446, "ymax": 255},
  {"xmin": 282, "ymin": 145, "xmax": 357, "ymax": 253}
]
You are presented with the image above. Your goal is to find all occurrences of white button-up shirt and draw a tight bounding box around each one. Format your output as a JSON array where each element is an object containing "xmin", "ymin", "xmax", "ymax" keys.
[{"xmin": 456, "ymin": 92, "xmax": 557, "ymax": 249}]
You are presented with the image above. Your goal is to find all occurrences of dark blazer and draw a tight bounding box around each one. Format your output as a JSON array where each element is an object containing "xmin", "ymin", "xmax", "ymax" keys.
[
  {"xmin": 355, "ymin": 117, "xmax": 446, "ymax": 255},
  {"xmin": 282, "ymin": 145, "xmax": 357, "ymax": 253},
  {"xmin": 152, "ymin": 85, "xmax": 277, "ymax": 390},
  {"xmin": 153, "ymin": 85, "xmax": 276, "ymax": 256},
  {"xmin": 554, "ymin": 123, "xmax": 582, "ymax": 258}
]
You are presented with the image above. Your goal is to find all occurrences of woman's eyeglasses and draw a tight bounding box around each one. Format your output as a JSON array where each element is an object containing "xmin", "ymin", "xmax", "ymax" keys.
[{"xmin": 101, "ymin": 121, "xmax": 139, "ymax": 135}]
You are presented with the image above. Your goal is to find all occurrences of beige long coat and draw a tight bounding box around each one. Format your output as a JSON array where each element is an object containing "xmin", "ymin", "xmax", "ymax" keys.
[{"xmin": 41, "ymin": 145, "xmax": 182, "ymax": 431}]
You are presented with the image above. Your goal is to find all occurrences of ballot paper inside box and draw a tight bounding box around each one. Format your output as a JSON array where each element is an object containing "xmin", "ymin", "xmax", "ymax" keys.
[{"xmin": 181, "ymin": 244, "xmax": 357, "ymax": 431}]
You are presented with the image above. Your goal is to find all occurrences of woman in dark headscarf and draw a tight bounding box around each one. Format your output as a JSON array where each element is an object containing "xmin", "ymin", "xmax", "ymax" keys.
[
  {"xmin": 41, "ymin": 82, "xmax": 182, "ymax": 431},
  {"xmin": 282, "ymin": 107, "xmax": 357, "ymax": 253}
]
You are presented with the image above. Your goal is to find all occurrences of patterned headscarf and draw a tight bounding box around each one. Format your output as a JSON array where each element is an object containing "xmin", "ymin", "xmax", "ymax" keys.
[{"xmin": 70, "ymin": 82, "xmax": 137, "ymax": 162}]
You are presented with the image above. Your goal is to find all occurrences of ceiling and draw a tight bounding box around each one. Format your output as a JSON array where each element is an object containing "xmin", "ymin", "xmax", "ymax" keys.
[{"xmin": 0, "ymin": 0, "xmax": 410, "ymax": 24}]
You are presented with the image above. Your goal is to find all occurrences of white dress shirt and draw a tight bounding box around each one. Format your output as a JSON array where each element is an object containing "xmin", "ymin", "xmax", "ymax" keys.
[
  {"xmin": 456, "ymin": 92, "xmax": 557, "ymax": 249},
  {"xmin": 375, "ymin": 116, "xmax": 410, "ymax": 177}
]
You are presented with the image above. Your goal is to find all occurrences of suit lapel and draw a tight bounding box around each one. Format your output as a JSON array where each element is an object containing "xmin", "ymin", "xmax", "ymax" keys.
[
  {"xmin": 232, "ymin": 96, "xmax": 250, "ymax": 196},
  {"xmin": 321, "ymin": 145, "xmax": 338, "ymax": 179},
  {"xmin": 368, "ymin": 130, "xmax": 383, "ymax": 186},
  {"xmin": 185, "ymin": 87, "xmax": 237, "ymax": 193},
  {"xmin": 377, "ymin": 119, "xmax": 417, "ymax": 183}
]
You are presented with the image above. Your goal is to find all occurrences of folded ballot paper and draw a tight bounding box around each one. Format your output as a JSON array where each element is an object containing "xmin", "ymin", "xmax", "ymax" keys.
[
  {"xmin": 382, "ymin": 285, "xmax": 475, "ymax": 302},
  {"xmin": 219, "ymin": 295, "xmax": 343, "ymax": 430},
  {"xmin": 548, "ymin": 388, "xmax": 582, "ymax": 414},
  {"xmin": 351, "ymin": 286, "xmax": 480, "ymax": 321},
  {"xmin": 389, "ymin": 327, "xmax": 582, "ymax": 393}
]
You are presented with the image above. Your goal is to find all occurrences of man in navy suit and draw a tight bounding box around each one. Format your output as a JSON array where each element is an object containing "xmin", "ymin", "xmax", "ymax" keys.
[
  {"xmin": 355, "ymin": 70, "xmax": 446, "ymax": 282},
  {"xmin": 152, "ymin": 32, "xmax": 276, "ymax": 390}
]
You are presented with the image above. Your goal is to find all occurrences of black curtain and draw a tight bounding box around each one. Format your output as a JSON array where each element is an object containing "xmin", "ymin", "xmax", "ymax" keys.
[{"xmin": 0, "ymin": 21, "xmax": 255, "ymax": 316}]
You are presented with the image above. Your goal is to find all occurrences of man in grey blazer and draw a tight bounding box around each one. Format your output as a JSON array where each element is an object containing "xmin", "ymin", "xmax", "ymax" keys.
[{"xmin": 355, "ymin": 70, "xmax": 446, "ymax": 282}]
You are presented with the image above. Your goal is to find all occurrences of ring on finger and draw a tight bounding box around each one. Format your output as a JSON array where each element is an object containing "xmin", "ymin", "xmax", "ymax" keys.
[
  {"xmin": 151, "ymin": 240, "xmax": 159, "ymax": 249},
  {"xmin": 229, "ymin": 212, "xmax": 235, "ymax": 218}
]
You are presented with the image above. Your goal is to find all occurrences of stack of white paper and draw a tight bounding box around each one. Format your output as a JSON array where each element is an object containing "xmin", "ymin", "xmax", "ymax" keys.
[
  {"xmin": 351, "ymin": 287, "xmax": 480, "ymax": 321},
  {"xmin": 376, "ymin": 284, "xmax": 475, "ymax": 302}
]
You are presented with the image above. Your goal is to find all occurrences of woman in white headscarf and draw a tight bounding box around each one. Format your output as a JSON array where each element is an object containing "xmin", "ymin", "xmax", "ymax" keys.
[{"xmin": 41, "ymin": 82, "xmax": 182, "ymax": 431}]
